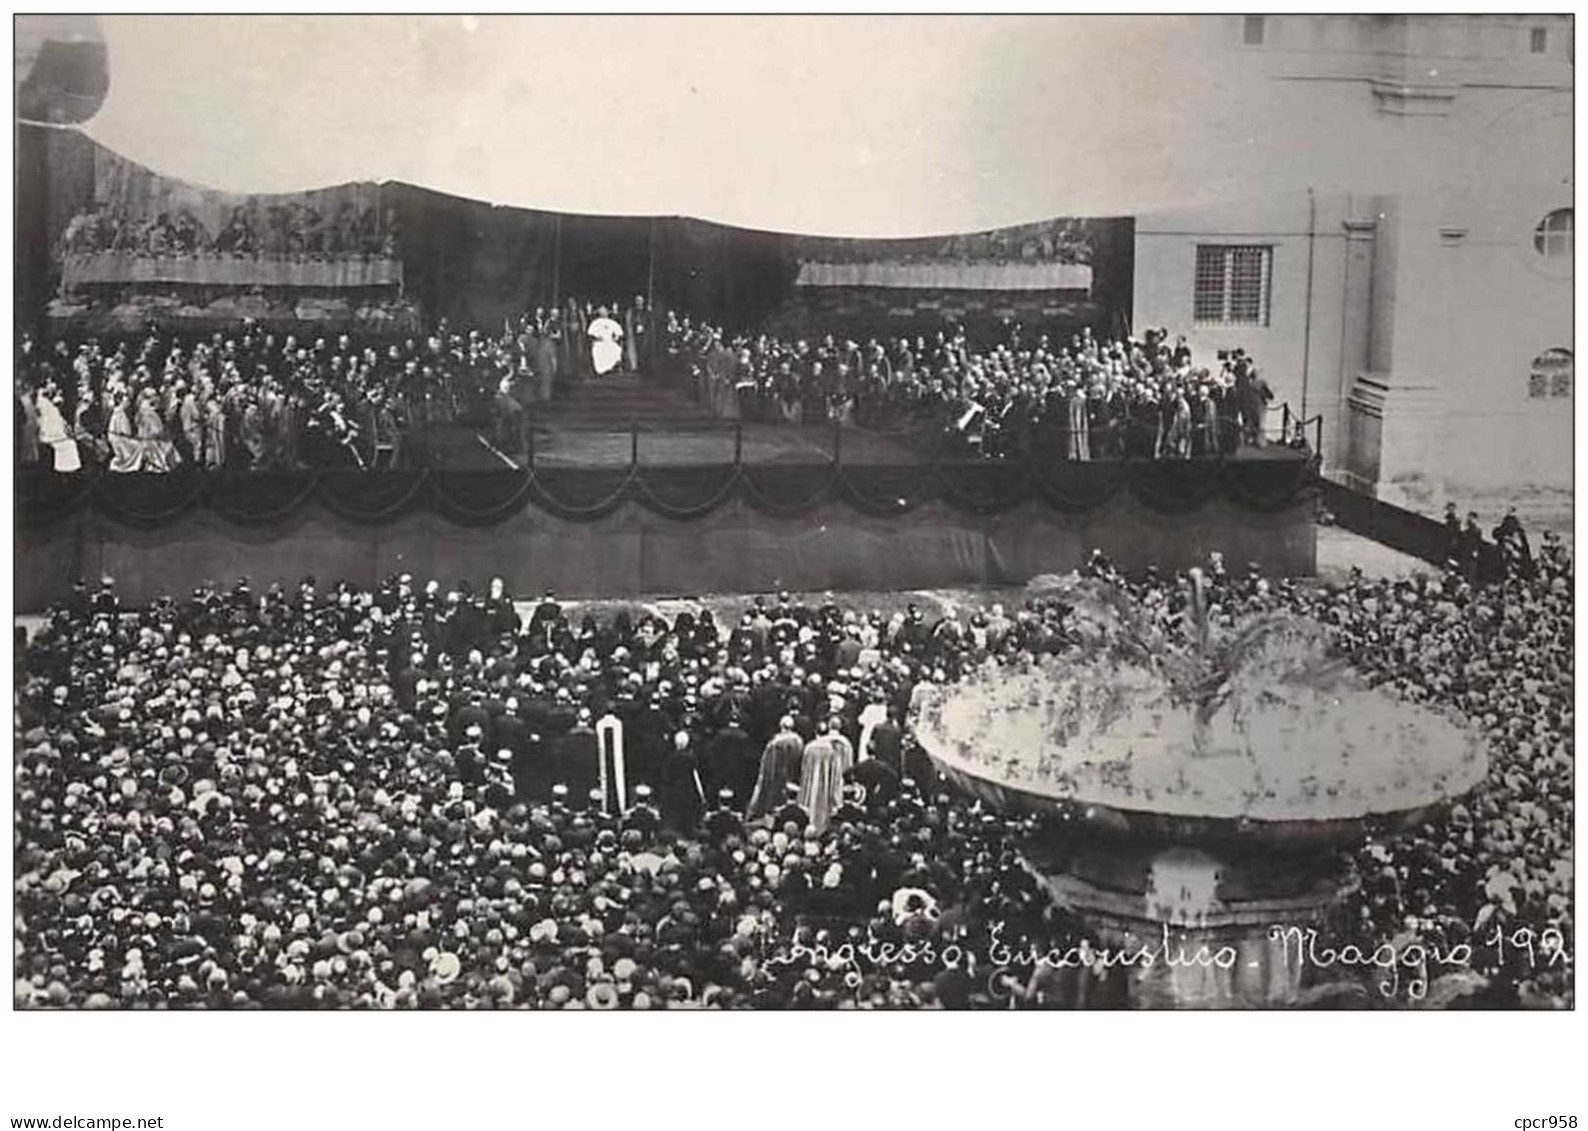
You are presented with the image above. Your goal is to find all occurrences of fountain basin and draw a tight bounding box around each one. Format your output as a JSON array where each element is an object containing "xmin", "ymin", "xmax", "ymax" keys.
[{"xmin": 912, "ymin": 666, "xmax": 1487, "ymax": 1007}]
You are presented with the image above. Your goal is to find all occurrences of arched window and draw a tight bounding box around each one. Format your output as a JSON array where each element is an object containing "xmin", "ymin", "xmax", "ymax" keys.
[
  {"xmin": 1533, "ymin": 209, "xmax": 1573, "ymax": 258},
  {"xmin": 1530, "ymin": 348, "xmax": 1572, "ymax": 399}
]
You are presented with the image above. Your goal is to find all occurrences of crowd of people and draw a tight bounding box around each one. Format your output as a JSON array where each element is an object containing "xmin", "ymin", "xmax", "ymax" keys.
[
  {"xmin": 14, "ymin": 513, "xmax": 1571, "ymax": 1009},
  {"xmin": 13, "ymin": 295, "xmax": 657, "ymax": 473},
  {"xmin": 18, "ymin": 295, "xmax": 1297, "ymax": 476},
  {"xmin": 666, "ymin": 318, "xmax": 1298, "ymax": 459},
  {"xmin": 60, "ymin": 201, "xmax": 399, "ymax": 260},
  {"xmin": 14, "ymin": 297, "xmax": 657, "ymax": 475}
]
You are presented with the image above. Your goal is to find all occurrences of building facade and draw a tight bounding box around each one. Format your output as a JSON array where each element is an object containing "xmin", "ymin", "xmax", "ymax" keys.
[{"xmin": 1132, "ymin": 14, "xmax": 1573, "ymax": 516}]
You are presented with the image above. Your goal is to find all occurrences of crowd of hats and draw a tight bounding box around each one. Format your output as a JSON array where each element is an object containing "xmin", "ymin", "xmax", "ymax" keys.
[
  {"xmin": 663, "ymin": 317, "xmax": 1293, "ymax": 458},
  {"xmin": 1319, "ymin": 532, "xmax": 1575, "ymax": 1008},
  {"xmin": 14, "ymin": 529, "xmax": 1572, "ymax": 1008}
]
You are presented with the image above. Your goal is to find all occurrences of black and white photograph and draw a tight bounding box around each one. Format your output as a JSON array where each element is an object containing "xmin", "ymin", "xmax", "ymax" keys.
[{"xmin": 7, "ymin": 10, "xmax": 1581, "ymax": 1128}]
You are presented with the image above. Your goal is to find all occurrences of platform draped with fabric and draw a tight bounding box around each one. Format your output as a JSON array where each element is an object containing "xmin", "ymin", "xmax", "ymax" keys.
[{"xmin": 14, "ymin": 456, "xmax": 1316, "ymax": 610}]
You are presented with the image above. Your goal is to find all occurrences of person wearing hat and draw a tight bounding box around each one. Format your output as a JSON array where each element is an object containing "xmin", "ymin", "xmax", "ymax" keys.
[
  {"xmin": 703, "ymin": 788, "xmax": 745, "ymax": 843},
  {"xmin": 527, "ymin": 591, "xmax": 561, "ymax": 639},
  {"xmin": 621, "ymin": 782, "xmax": 662, "ymax": 841},
  {"xmin": 770, "ymin": 782, "xmax": 811, "ymax": 835}
]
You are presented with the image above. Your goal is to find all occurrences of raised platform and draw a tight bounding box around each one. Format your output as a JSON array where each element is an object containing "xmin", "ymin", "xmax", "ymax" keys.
[{"xmin": 14, "ymin": 447, "xmax": 1317, "ymax": 610}]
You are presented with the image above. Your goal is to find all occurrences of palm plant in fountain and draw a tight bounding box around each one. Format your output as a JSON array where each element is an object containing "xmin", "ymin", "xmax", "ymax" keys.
[{"xmin": 1026, "ymin": 568, "xmax": 1354, "ymax": 755}]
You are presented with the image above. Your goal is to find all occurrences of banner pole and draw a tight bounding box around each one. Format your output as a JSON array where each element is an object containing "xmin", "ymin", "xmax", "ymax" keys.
[
  {"xmin": 646, "ymin": 217, "xmax": 657, "ymax": 314},
  {"xmin": 552, "ymin": 213, "xmax": 563, "ymax": 310}
]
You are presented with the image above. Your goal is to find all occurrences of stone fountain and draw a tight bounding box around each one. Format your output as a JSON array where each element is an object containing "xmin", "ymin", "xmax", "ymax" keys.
[{"xmin": 911, "ymin": 571, "xmax": 1488, "ymax": 1008}]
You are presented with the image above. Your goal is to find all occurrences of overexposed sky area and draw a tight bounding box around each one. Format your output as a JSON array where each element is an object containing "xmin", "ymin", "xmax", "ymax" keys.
[
  {"xmin": 70, "ymin": 14, "xmax": 1552, "ymax": 237},
  {"xmin": 76, "ymin": 15, "xmax": 1255, "ymax": 236}
]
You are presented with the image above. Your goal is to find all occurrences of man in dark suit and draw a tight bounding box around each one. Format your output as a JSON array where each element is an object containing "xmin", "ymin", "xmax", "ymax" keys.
[
  {"xmin": 1443, "ymin": 502, "xmax": 1463, "ymax": 567},
  {"xmin": 846, "ymin": 756, "xmax": 899, "ymax": 807},
  {"xmin": 547, "ymin": 706, "xmax": 600, "ymax": 797},
  {"xmin": 1233, "ymin": 359, "xmax": 1273, "ymax": 448},
  {"xmin": 771, "ymin": 782, "xmax": 811, "ymax": 835},
  {"xmin": 493, "ymin": 697, "xmax": 530, "ymax": 760},
  {"xmin": 1457, "ymin": 512, "xmax": 1486, "ymax": 586},
  {"xmin": 702, "ymin": 714, "xmax": 759, "ymax": 809},
  {"xmin": 703, "ymin": 788, "xmax": 745, "ymax": 843},
  {"xmin": 527, "ymin": 591, "xmax": 561, "ymax": 639},
  {"xmin": 509, "ymin": 731, "xmax": 546, "ymax": 803},
  {"xmin": 450, "ymin": 690, "xmax": 492, "ymax": 749},
  {"xmin": 864, "ymin": 707, "xmax": 904, "ymax": 778},
  {"xmin": 1492, "ymin": 506, "xmax": 1535, "ymax": 580}
]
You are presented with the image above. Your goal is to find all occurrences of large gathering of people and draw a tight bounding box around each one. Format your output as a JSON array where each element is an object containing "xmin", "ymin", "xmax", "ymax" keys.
[
  {"xmin": 18, "ymin": 293, "xmax": 1302, "ymax": 476},
  {"xmin": 667, "ymin": 316, "xmax": 1294, "ymax": 459},
  {"xmin": 14, "ymin": 297, "xmax": 661, "ymax": 475},
  {"xmin": 13, "ymin": 514, "xmax": 1571, "ymax": 1009}
]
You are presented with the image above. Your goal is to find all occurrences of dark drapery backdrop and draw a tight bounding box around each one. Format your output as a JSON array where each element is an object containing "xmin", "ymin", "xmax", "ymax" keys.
[
  {"xmin": 16, "ymin": 485, "xmax": 1317, "ymax": 612},
  {"xmin": 16, "ymin": 459, "xmax": 1316, "ymax": 533},
  {"xmin": 18, "ymin": 132, "xmax": 1135, "ymax": 338},
  {"xmin": 16, "ymin": 124, "xmax": 99, "ymax": 328}
]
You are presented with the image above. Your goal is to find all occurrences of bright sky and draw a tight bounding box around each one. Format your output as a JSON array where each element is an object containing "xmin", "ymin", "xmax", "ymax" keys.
[
  {"xmin": 81, "ymin": 15, "xmax": 1236, "ymax": 237},
  {"xmin": 72, "ymin": 15, "xmax": 1570, "ymax": 237}
]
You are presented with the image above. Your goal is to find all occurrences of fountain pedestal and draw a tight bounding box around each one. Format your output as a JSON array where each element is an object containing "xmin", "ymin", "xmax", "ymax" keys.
[{"xmin": 1024, "ymin": 836, "xmax": 1353, "ymax": 1008}]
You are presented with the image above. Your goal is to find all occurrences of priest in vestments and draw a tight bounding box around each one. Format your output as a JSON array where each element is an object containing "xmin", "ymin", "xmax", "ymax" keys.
[
  {"xmin": 106, "ymin": 397, "xmax": 139, "ymax": 473},
  {"xmin": 588, "ymin": 307, "xmax": 626, "ymax": 377},
  {"xmin": 530, "ymin": 333, "xmax": 559, "ymax": 403},
  {"xmin": 36, "ymin": 387, "xmax": 81, "ymax": 473},
  {"xmin": 747, "ymin": 717, "xmax": 805, "ymax": 819},
  {"xmin": 566, "ymin": 299, "xmax": 590, "ymax": 381},
  {"xmin": 1066, "ymin": 384, "xmax": 1090, "ymax": 461},
  {"xmin": 623, "ymin": 295, "xmax": 649, "ymax": 373},
  {"xmin": 797, "ymin": 719, "xmax": 855, "ymax": 835}
]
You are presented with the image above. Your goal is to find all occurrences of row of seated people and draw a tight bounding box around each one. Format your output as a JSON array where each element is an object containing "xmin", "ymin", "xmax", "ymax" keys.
[{"xmin": 14, "ymin": 538, "xmax": 1573, "ymax": 1008}]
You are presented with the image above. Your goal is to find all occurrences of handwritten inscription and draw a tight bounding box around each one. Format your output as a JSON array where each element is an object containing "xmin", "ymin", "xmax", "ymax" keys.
[{"xmin": 761, "ymin": 920, "xmax": 1571, "ymax": 1002}]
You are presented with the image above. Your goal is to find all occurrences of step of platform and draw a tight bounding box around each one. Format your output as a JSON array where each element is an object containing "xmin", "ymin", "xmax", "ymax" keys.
[{"xmin": 537, "ymin": 375, "xmax": 719, "ymax": 428}]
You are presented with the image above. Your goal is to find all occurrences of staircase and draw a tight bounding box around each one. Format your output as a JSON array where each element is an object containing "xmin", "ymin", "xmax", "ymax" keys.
[{"xmin": 536, "ymin": 374, "xmax": 719, "ymax": 431}]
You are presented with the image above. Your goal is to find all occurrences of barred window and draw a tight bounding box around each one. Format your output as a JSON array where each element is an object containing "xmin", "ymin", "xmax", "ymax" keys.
[
  {"xmin": 1194, "ymin": 245, "xmax": 1272, "ymax": 326},
  {"xmin": 1531, "ymin": 348, "xmax": 1572, "ymax": 399},
  {"xmin": 1530, "ymin": 26, "xmax": 1548, "ymax": 54},
  {"xmin": 1534, "ymin": 209, "xmax": 1572, "ymax": 258}
]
